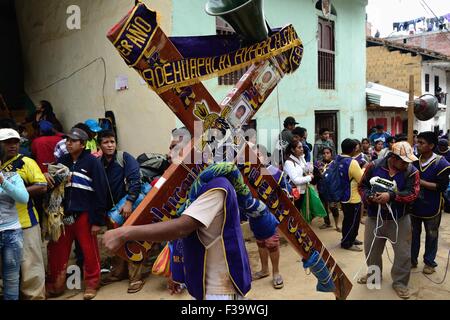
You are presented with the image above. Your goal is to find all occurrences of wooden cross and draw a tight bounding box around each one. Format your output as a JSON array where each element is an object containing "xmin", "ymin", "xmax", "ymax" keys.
[{"xmin": 107, "ymin": 3, "xmax": 352, "ymax": 299}]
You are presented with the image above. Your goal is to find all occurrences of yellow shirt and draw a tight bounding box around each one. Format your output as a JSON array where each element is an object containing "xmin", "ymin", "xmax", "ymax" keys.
[
  {"xmin": 341, "ymin": 155, "xmax": 363, "ymax": 204},
  {"xmin": 1, "ymin": 155, "xmax": 47, "ymax": 228},
  {"xmin": 86, "ymin": 139, "xmax": 98, "ymax": 153}
]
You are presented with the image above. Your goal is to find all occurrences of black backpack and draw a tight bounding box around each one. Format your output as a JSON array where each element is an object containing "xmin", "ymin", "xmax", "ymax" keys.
[{"xmin": 136, "ymin": 153, "xmax": 170, "ymax": 183}]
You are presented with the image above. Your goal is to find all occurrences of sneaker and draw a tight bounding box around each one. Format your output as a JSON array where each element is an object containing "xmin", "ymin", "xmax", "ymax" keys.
[
  {"xmin": 411, "ymin": 261, "xmax": 418, "ymax": 269},
  {"xmin": 423, "ymin": 265, "xmax": 435, "ymax": 275},
  {"xmin": 343, "ymin": 245, "xmax": 363, "ymax": 252},
  {"xmin": 354, "ymin": 239, "xmax": 363, "ymax": 246}
]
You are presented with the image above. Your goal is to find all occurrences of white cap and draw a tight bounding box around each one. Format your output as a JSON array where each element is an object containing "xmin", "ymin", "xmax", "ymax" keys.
[{"xmin": 0, "ymin": 128, "xmax": 21, "ymax": 142}]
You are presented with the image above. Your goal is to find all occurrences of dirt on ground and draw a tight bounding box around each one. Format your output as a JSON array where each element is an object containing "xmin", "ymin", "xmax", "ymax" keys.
[{"xmin": 51, "ymin": 213, "xmax": 450, "ymax": 300}]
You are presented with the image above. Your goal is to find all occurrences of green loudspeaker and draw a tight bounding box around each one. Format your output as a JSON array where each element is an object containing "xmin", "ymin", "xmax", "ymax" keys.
[{"xmin": 205, "ymin": 0, "xmax": 269, "ymax": 44}]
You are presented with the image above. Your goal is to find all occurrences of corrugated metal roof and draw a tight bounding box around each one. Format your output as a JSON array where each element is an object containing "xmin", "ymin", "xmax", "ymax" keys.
[{"xmin": 366, "ymin": 82, "xmax": 446, "ymax": 110}]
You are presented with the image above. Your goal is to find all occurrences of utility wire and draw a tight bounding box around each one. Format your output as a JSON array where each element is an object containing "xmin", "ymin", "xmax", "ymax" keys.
[
  {"xmin": 420, "ymin": 0, "xmax": 448, "ymax": 31},
  {"xmin": 31, "ymin": 57, "xmax": 108, "ymax": 114}
]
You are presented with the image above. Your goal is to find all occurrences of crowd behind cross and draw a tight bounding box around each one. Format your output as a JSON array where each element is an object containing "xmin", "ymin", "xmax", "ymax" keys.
[{"xmin": 0, "ymin": 100, "xmax": 449, "ymax": 300}]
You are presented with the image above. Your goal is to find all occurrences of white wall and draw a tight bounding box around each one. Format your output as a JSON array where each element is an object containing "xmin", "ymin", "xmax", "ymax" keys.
[
  {"xmin": 422, "ymin": 63, "xmax": 447, "ymax": 95},
  {"xmin": 15, "ymin": 0, "xmax": 176, "ymax": 156},
  {"xmin": 419, "ymin": 63, "xmax": 447, "ymax": 133}
]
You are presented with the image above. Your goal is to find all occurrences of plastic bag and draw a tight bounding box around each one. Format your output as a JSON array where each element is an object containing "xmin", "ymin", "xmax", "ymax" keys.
[
  {"xmin": 107, "ymin": 182, "xmax": 152, "ymax": 228},
  {"xmin": 301, "ymin": 185, "xmax": 327, "ymax": 223}
]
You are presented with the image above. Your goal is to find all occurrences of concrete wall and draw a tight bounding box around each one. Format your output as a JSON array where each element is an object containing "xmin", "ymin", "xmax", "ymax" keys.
[
  {"xmin": 172, "ymin": 0, "xmax": 368, "ymax": 151},
  {"xmin": 367, "ymin": 46, "xmax": 422, "ymax": 96},
  {"xmin": 15, "ymin": 0, "xmax": 176, "ymax": 156}
]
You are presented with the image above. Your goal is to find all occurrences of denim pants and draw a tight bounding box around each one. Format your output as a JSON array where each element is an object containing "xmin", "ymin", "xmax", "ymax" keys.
[
  {"xmin": 0, "ymin": 229, "xmax": 24, "ymax": 300},
  {"xmin": 411, "ymin": 214, "xmax": 442, "ymax": 267}
]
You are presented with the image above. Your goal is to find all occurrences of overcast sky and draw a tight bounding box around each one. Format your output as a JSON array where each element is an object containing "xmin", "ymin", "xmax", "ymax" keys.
[{"xmin": 366, "ymin": 0, "xmax": 450, "ymax": 37}]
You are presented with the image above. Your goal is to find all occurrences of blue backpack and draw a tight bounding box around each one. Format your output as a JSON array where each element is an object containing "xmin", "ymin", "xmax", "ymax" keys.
[{"xmin": 322, "ymin": 158, "xmax": 345, "ymax": 202}]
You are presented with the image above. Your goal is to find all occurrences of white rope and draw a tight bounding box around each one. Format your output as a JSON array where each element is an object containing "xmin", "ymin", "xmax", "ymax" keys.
[{"xmin": 352, "ymin": 203, "xmax": 399, "ymax": 281}]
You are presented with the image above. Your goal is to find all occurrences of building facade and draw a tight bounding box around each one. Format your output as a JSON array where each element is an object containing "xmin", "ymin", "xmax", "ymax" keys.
[
  {"xmin": 15, "ymin": 0, "xmax": 176, "ymax": 155},
  {"xmin": 13, "ymin": 0, "xmax": 367, "ymax": 155},
  {"xmin": 367, "ymin": 37, "xmax": 450, "ymax": 135},
  {"xmin": 172, "ymin": 0, "xmax": 368, "ymax": 152}
]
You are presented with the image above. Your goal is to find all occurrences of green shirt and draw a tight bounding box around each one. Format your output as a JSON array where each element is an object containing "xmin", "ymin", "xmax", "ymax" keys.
[{"xmin": 86, "ymin": 139, "xmax": 98, "ymax": 153}]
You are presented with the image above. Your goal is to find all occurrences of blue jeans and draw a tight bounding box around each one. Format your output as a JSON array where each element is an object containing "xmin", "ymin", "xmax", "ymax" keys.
[
  {"xmin": 411, "ymin": 214, "xmax": 442, "ymax": 268},
  {"xmin": 0, "ymin": 229, "xmax": 24, "ymax": 300}
]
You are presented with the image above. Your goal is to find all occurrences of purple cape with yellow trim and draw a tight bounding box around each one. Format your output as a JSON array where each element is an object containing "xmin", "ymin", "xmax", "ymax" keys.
[{"xmin": 182, "ymin": 177, "xmax": 251, "ymax": 300}]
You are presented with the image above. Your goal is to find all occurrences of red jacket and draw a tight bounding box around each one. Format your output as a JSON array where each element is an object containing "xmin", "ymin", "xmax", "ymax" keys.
[{"xmin": 31, "ymin": 135, "xmax": 63, "ymax": 173}]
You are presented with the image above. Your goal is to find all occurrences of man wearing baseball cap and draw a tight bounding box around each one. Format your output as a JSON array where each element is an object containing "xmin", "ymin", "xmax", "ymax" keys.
[
  {"xmin": 369, "ymin": 124, "xmax": 391, "ymax": 148},
  {"xmin": 45, "ymin": 126, "xmax": 107, "ymax": 300},
  {"xmin": 274, "ymin": 117, "xmax": 299, "ymax": 166},
  {"xmin": 280, "ymin": 116, "xmax": 298, "ymax": 146},
  {"xmin": 358, "ymin": 141, "xmax": 420, "ymax": 299},
  {"xmin": 0, "ymin": 128, "xmax": 48, "ymax": 300},
  {"xmin": 84, "ymin": 119, "xmax": 102, "ymax": 155}
]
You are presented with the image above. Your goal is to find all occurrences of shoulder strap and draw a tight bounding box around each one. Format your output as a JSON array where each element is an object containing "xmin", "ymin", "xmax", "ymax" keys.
[
  {"xmin": 116, "ymin": 151, "xmax": 125, "ymax": 168},
  {"xmin": 285, "ymin": 158, "xmax": 296, "ymax": 166},
  {"xmin": 9, "ymin": 155, "xmax": 25, "ymax": 172}
]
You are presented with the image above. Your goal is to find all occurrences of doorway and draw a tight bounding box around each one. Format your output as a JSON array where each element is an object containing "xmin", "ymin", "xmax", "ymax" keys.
[{"xmin": 315, "ymin": 111, "xmax": 338, "ymax": 148}]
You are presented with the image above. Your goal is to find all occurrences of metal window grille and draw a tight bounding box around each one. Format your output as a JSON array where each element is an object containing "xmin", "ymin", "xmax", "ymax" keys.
[
  {"xmin": 216, "ymin": 18, "xmax": 249, "ymax": 86},
  {"xmin": 318, "ymin": 17, "xmax": 335, "ymax": 90}
]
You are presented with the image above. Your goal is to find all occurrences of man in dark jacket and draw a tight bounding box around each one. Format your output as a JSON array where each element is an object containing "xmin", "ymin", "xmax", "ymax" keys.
[
  {"xmin": 357, "ymin": 141, "xmax": 420, "ymax": 300},
  {"xmin": 45, "ymin": 127, "xmax": 107, "ymax": 300},
  {"xmin": 98, "ymin": 130, "xmax": 145, "ymax": 293}
]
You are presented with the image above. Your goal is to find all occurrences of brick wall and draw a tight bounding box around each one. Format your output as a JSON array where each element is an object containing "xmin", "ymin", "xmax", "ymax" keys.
[
  {"xmin": 367, "ymin": 46, "xmax": 422, "ymax": 96},
  {"xmin": 390, "ymin": 32, "xmax": 450, "ymax": 57}
]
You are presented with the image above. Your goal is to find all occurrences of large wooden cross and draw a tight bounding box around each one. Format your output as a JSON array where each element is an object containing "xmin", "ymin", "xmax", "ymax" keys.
[{"xmin": 107, "ymin": 3, "xmax": 352, "ymax": 299}]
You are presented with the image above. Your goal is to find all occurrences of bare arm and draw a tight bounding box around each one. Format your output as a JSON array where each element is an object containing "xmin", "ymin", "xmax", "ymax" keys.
[
  {"xmin": 26, "ymin": 184, "xmax": 47, "ymax": 197},
  {"xmin": 103, "ymin": 215, "xmax": 203, "ymax": 254},
  {"xmin": 420, "ymin": 179, "xmax": 437, "ymax": 191}
]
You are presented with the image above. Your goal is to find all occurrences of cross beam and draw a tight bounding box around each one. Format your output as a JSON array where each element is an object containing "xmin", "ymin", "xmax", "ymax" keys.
[{"xmin": 107, "ymin": 3, "xmax": 352, "ymax": 300}]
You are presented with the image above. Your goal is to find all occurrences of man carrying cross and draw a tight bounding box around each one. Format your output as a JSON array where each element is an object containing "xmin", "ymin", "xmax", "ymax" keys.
[{"xmin": 103, "ymin": 167, "xmax": 254, "ymax": 300}]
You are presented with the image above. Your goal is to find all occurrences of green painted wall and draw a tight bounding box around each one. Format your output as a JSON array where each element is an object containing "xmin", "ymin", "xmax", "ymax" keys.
[{"xmin": 171, "ymin": 0, "xmax": 368, "ymax": 151}]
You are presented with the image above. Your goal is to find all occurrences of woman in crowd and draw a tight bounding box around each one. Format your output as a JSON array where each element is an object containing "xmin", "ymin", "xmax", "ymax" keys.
[
  {"xmin": 353, "ymin": 139, "xmax": 370, "ymax": 169},
  {"xmin": 283, "ymin": 137, "xmax": 314, "ymax": 211},
  {"xmin": 314, "ymin": 147, "xmax": 340, "ymax": 231},
  {"xmin": 0, "ymin": 144, "xmax": 29, "ymax": 300},
  {"xmin": 361, "ymin": 138, "xmax": 372, "ymax": 161},
  {"xmin": 23, "ymin": 100, "xmax": 64, "ymax": 135},
  {"xmin": 371, "ymin": 140, "xmax": 384, "ymax": 160}
]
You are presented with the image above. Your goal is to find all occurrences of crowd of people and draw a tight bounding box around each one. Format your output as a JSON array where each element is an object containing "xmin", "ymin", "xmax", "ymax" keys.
[
  {"xmin": 1, "ymin": 103, "xmax": 450, "ymax": 301},
  {"xmin": 274, "ymin": 117, "xmax": 450, "ymax": 299},
  {"xmin": 0, "ymin": 100, "xmax": 140, "ymax": 300}
]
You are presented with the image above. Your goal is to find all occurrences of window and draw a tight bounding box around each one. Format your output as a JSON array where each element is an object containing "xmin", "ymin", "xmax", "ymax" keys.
[
  {"xmin": 318, "ymin": 17, "xmax": 335, "ymax": 90},
  {"xmin": 434, "ymin": 75, "xmax": 440, "ymax": 94},
  {"xmin": 425, "ymin": 73, "xmax": 430, "ymax": 92},
  {"xmin": 216, "ymin": 17, "xmax": 249, "ymax": 86}
]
